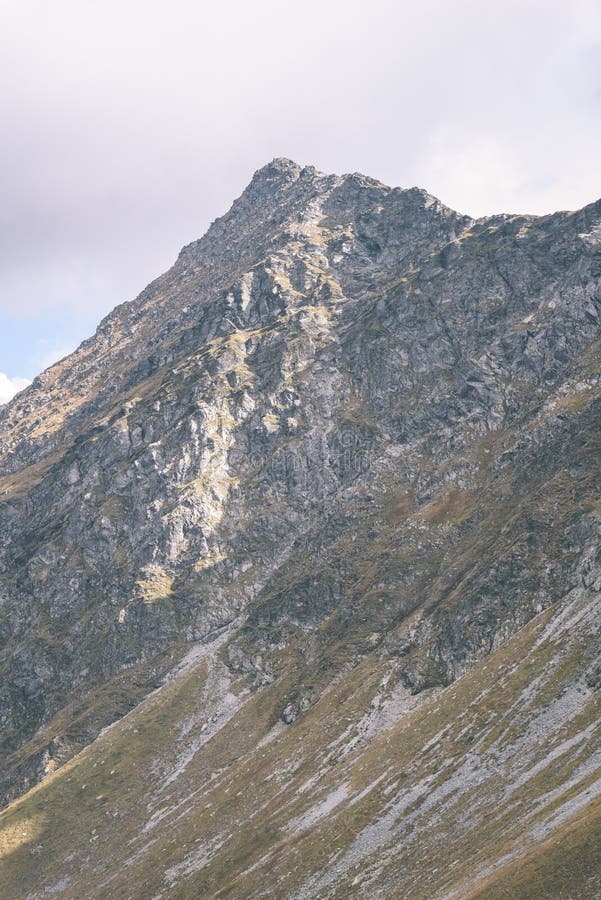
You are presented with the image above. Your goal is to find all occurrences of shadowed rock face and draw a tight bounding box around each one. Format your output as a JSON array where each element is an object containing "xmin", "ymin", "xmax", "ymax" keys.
[{"xmin": 0, "ymin": 160, "xmax": 601, "ymax": 897}]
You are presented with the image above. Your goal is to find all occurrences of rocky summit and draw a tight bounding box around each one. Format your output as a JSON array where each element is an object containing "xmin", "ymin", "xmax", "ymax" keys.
[{"xmin": 1, "ymin": 158, "xmax": 600, "ymax": 898}]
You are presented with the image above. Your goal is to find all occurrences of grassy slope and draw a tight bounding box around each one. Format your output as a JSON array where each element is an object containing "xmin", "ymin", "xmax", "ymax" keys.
[
  {"xmin": 467, "ymin": 794, "xmax": 601, "ymax": 899},
  {"xmin": 0, "ymin": 582, "xmax": 598, "ymax": 898}
]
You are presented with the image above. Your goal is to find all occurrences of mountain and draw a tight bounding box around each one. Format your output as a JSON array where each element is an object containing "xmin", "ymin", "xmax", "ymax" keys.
[{"xmin": 0, "ymin": 158, "xmax": 600, "ymax": 898}]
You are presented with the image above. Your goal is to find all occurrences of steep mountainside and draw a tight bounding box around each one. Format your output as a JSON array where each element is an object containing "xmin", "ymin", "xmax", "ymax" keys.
[{"xmin": 0, "ymin": 159, "xmax": 600, "ymax": 897}]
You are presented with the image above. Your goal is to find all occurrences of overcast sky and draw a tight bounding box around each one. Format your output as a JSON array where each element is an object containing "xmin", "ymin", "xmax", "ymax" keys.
[{"xmin": 1, "ymin": 0, "xmax": 600, "ymax": 399}]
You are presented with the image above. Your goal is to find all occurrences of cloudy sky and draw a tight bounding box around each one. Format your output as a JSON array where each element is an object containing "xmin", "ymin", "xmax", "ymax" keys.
[{"xmin": 1, "ymin": 0, "xmax": 600, "ymax": 400}]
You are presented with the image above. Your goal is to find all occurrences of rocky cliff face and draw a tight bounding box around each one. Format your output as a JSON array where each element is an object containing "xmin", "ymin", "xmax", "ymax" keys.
[{"xmin": 1, "ymin": 160, "xmax": 600, "ymax": 897}]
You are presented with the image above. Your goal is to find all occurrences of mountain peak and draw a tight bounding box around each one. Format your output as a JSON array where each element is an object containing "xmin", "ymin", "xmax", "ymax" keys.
[
  {"xmin": 1, "ymin": 157, "xmax": 601, "ymax": 898},
  {"xmin": 248, "ymin": 156, "xmax": 305, "ymax": 189},
  {"xmin": 260, "ymin": 155, "xmax": 303, "ymax": 174}
]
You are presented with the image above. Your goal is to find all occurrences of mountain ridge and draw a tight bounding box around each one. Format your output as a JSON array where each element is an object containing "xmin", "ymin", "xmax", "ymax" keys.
[{"xmin": 1, "ymin": 159, "xmax": 600, "ymax": 897}]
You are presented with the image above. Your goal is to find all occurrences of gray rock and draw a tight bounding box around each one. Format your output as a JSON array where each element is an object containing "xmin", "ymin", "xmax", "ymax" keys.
[{"xmin": 0, "ymin": 158, "xmax": 600, "ymax": 806}]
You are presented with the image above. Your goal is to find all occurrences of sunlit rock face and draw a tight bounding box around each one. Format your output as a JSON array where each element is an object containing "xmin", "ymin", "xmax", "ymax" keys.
[{"xmin": 0, "ymin": 160, "xmax": 600, "ymax": 898}]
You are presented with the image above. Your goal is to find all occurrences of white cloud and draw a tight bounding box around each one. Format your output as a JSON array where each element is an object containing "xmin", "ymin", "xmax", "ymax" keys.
[{"xmin": 0, "ymin": 372, "xmax": 31, "ymax": 404}]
